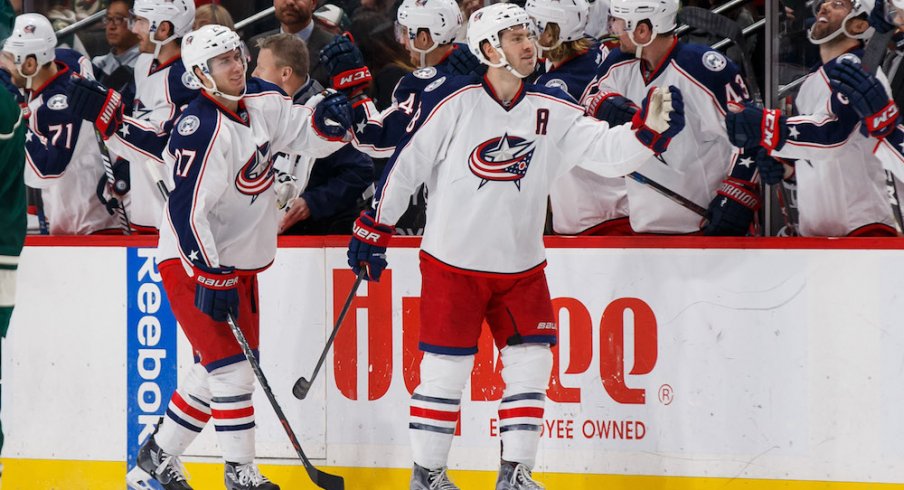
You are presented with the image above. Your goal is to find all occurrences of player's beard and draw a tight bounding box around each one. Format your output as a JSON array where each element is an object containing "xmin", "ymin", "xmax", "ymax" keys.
[{"xmin": 809, "ymin": 16, "xmax": 843, "ymax": 41}]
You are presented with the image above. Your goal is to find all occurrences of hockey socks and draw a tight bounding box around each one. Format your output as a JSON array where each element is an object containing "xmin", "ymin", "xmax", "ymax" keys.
[
  {"xmin": 209, "ymin": 361, "xmax": 257, "ymax": 464},
  {"xmin": 409, "ymin": 353, "xmax": 474, "ymax": 470},
  {"xmin": 157, "ymin": 363, "xmax": 212, "ymax": 455},
  {"xmin": 498, "ymin": 345, "xmax": 553, "ymax": 469}
]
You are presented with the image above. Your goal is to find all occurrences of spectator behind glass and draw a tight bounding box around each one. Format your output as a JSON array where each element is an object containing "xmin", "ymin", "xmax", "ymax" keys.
[
  {"xmin": 194, "ymin": 3, "xmax": 235, "ymax": 29},
  {"xmin": 247, "ymin": 0, "xmax": 333, "ymax": 84},
  {"xmin": 348, "ymin": 9, "xmax": 414, "ymax": 110},
  {"xmin": 252, "ymin": 33, "xmax": 374, "ymax": 235},
  {"xmin": 91, "ymin": 0, "xmax": 139, "ymax": 112}
]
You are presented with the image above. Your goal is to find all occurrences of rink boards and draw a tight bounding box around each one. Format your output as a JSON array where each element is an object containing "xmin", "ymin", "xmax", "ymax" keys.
[{"xmin": 4, "ymin": 235, "xmax": 904, "ymax": 489}]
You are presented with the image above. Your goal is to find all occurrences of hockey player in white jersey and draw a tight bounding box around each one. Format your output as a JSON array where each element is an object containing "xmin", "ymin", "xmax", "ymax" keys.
[
  {"xmin": 67, "ymin": 0, "xmax": 198, "ymax": 233},
  {"xmin": 527, "ymin": 0, "xmax": 633, "ymax": 235},
  {"xmin": 347, "ymin": 4, "xmax": 685, "ymax": 489},
  {"xmin": 123, "ymin": 25, "xmax": 353, "ymax": 490},
  {"xmin": 587, "ymin": 0, "xmax": 766, "ymax": 235},
  {"xmin": 727, "ymin": 0, "xmax": 898, "ymax": 236},
  {"xmin": 0, "ymin": 14, "xmax": 120, "ymax": 235}
]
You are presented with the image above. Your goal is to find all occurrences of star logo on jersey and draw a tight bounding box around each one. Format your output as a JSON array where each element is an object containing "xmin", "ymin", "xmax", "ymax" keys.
[
  {"xmin": 468, "ymin": 133, "xmax": 536, "ymax": 190},
  {"xmin": 119, "ymin": 123, "xmax": 130, "ymax": 137},
  {"xmin": 188, "ymin": 250, "xmax": 199, "ymax": 261},
  {"xmin": 738, "ymin": 156, "xmax": 753, "ymax": 168},
  {"xmin": 788, "ymin": 125, "xmax": 800, "ymax": 139},
  {"xmin": 235, "ymin": 142, "xmax": 275, "ymax": 199},
  {"xmin": 25, "ymin": 129, "xmax": 33, "ymax": 143}
]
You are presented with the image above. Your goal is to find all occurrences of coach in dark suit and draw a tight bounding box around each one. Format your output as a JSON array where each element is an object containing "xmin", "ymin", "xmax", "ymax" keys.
[{"xmin": 247, "ymin": 0, "xmax": 333, "ymax": 85}]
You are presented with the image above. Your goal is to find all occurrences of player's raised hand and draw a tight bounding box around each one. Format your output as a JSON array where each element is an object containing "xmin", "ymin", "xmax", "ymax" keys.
[
  {"xmin": 66, "ymin": 75, "xmax": 124, "ymax": 140},
  {"xmin": 631, "ymin": 85, "xmax": 685, "ymax": 154},
  {"xmin": 725, "ymin": 102, "xmax": 788, "ymax": 152},
  {"xmin": 348, "ymin": 210, "xmax": 394, "ymax": 282},
  {"xmin": 827, "ymin": 58, "xmax": 900, "ymax": 138},
  {"xmin": 193, "ymin": 263, "xmax": 240, "ymax": 323},
  {"xmin": 319, "ymin": 33, "xmax": 372, "ymax": 97},
  {"xmin": 586, "ymin": 91, "xmax": 638, "ymax": 126},
  {"xmin": 446, "ymin": 45, "xmax": 486, "ymax": 76},
  {"xmin": 312, "ymin": 89, "xmax": 354, "ymax": 141}
]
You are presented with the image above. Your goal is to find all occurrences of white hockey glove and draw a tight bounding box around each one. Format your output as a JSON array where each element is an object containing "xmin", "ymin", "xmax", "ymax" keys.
[
  {"xmin": 631, "ymin": 86, "xmax": 685, "ymax": 154},
  {"xmin": 274, "ymin": 169, "xmax": 300, "ymax": 210}
]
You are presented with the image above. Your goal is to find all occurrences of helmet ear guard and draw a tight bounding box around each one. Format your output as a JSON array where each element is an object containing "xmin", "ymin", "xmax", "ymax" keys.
[{"xmin": 467, "ymin": 3, "xmax": 538, "ymax": 78}]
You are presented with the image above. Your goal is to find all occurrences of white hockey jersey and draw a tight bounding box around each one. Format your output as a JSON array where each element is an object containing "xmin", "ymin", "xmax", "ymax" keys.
[
  {"xmin": 23, "ymin": 53, "xmax": 120, "ymax": 235},
  {"xmin": 374, "ymin": 75, "xmax": 654, "ymax": 275},
  {"xmin": 586, "ymin": 40, "xmax": 759, "ymax": 233},
  {"xmin": 157, "ymin": 79, "xmax": 345, "ymax": 273},
  {"xmin": 770, "ymin": 52, "xmax": 895, "ymax": 237},
  {"xmin": 875, "ymin": 123, "xmax": 904, "ymax": 181},
  {"xmin": 105, "ymin": 53, "xmax": 199, "ymax": 231}
]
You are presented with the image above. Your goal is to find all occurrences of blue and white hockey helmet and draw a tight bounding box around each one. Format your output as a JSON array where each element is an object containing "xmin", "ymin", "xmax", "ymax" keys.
[{"xmin": 525, "ymin": 0, "xmax": 591, "ymax": 48}]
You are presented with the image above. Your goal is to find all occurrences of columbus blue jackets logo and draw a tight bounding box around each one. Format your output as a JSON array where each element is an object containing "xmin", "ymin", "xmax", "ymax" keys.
[
  {"xmin": 468, "ymin": 133, "xmax": 536, "ymax": 190},
  {"xmin": 235, "ymin": 142, "xmax": 275, "ymax": 198},
  {"xmin": 47, "ymin": 94, "xmax": 68, "ymax": 110}
]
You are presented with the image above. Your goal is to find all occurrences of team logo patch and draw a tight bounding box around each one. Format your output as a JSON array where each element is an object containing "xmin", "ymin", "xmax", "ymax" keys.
[
  {"xmin": 47, "ymin": 94, "xmax": 68, "ymax": 110},
  {"xmin": 544, "ymin": 78, "xmax": 568, "ymax": 92},
  {"xmin": 177, "ymin": 115, "xmax": 200, "ymax": 135},
  {"xmin": 182, "ymin": 71, "xmax": 201, "ymax": 89},
  {"xmin": 702, "ymin": 51, "xmax": 727, "ymax": 72},
  {"xmin": 23, "ymin": 24, "xmax": 35, "ymax": 34},
  {"xmin": 413, "ymin": 67, "xmax": 437, "ymax": 79},
  {"xmin": 424, "ymin": 76, "xmax": 446, "ymax": 92},
  {"xmin": 837, "ymin": 53, "xmax": 861, "ymax": 65},
  {"xmin": 468, "ymin": 133, "xmax": 536, "ymax": 190},
  {"xmin": 235, "ymin": 142, "xmax": 275, "ymax": 198}
]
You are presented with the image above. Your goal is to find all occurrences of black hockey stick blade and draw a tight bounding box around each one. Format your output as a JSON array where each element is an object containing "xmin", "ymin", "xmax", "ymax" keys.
[
  {"xmin": 292, "ymin": 377, "xmax": 312, "ymax": 399},
  {"xmin": 308, "ymin": 464, "xmax": 345, "ymax": 490}
]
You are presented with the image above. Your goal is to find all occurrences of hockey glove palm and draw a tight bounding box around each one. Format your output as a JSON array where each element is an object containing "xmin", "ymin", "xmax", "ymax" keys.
[
  {"xmin": 586, "ymin": 91, "xmax": 639, "ymax": 126},
  {"xmin": 193, "ymin": 264, "xmax": 239, "ymax": 323},
  {"xmin": 312, "ymin": 89, "xmax": 354, "ymax": 141},
  {"xmin": 704, "ymin": 177, "xmax": 760, "ymax": 236},
  {"xmin": 827, "ymin": 58, "xmax": 900, "ymax": 138},
  {"xmin": 726, "ymin": 102, "xmax": 788, "ymax": 151},
  {"xmin": 446, "ymin": 45, "xmax": 487, "ymax": 76},
  {"xmin": 632, "ymin": 86, "xmax": 685, "ymax": 154},
  {"xmin": 348, "ymin": 210, "xmax": 394, "ymax": 282},
  {"xmin": 67, "ymin": 76, "xmax": 124, "ymax": 140},
  {"xmin": 320, "ymin": 34, "xmax": 373, "ymax": 96}
]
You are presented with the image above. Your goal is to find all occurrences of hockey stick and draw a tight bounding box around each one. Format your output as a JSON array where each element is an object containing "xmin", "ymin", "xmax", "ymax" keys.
[
  {"xmin": 628, "ymin": 171, "xmax": 707, "ymax": 217},
  {"xmin": 94, "ymin": 129, "xmax": 132, "ymax": 234},
  {"xmin": 226, "ymin": 313, "xmax": 345, "ymax": 490},
  {"xmin": 292, "ymin": 271, "xmax": 364, "ymax": 400}
]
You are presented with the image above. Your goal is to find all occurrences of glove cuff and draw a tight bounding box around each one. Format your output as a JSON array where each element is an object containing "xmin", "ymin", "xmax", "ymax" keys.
[
  {"xmin": 353, "ymin": 212, "xmax": 394, "ymax": 247},
  {"xmin": 96, "ymin": 89, "xmax": 123, "ymax": 140},
  {"xmin": 193, "ymin": 264, "xmax": 238, "ymax": 290},
  {"xmin": 864, "ymin": 99, "xmax": 900, "ymax": 137},
  {"xmin": 717, "ymin": 177, "xmax": 761, "ymax": 210},
  {"xmin": 332, "ymin": 66, "xmax": 373, "ymax": 92},
  {"xmin": 760, "ymin": 109, "xmax": 784, "ymax": 151}
]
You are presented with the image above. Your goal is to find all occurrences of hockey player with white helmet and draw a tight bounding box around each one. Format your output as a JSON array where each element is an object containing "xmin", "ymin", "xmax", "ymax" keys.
[
  {"xmin": 527, "ymin": 0, "xmax": 633, "ymax": 235},
  {"xmin": 67, "ymin": 0, "xmax": 198, "ymax": 233},
  {"xmin": 0, "ymin": 13, "xmax": 120, "ymax": 234},
  {"xmin": 124, "ymin": 24, "xmax": 354, "ymax": 490},
  {"xmin": 728, "ymin": 0, "xmax": 898, "ymax": 236},
  {"xmin": 586, "ymin": 0, "xmax": 768, "ymax": 235},
  {"xmin": 346, "ymin": 4, "xmax": 685, "ymax": 489}
]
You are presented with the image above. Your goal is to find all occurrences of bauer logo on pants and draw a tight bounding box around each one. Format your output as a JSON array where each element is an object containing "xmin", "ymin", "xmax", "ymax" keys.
[{"xmin": 126, "ymin": 247, "xmax": 178, "ymax": 487}]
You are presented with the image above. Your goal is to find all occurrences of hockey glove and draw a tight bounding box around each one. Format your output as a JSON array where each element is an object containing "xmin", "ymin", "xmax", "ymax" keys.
[
  {"xmin": 348, "ymin": 210, "xmax": 394, "ymax": 282},
  {"xmin": 312, "ymin": 89, "xmax": 354, "ymax": 141},
  {"xmin": 320, "ymin": 33, "xmax": 373, "ymax": 97},
  {"xmin": 586, "ymin": 91, "xmax": 639, "ymax": 126},
  {"xmin": 67, "ymin": 76, "xmax": 124, "ymax": 140},
  {"xmin": 274, "ymin": 168, "xmax": 300, "ymax": 210},
  {"xmin": 827, "ymin": 58, "xmax": 900, "ymax": 138},
  {"xmin": 0, "ymin": 69, "xmax": 29, "ymax": 118},
  {"xmin": 756, "ymin": 150, "xmax": 794, "ymax": 186},
  {"xmin": 726, "ymin": 102, "xmax": 789, "ymax": 152},
  {"xmin": 632, "ymin": 86, "xmax": 685, "ymax": 154},
  {"xmin": 446, "ymin": 45, "xmax": 487, "ymax": 76},
  {"xmin": 193, "ymin": 263, "xmax": 239, "ymax": 323},
  {"xmin": 704, "ymin": 177, "xmax": 760, "ymax": 236},
  {"xmin": 868, "ymin": 0, "xmax": 896, "ymax": 34}
]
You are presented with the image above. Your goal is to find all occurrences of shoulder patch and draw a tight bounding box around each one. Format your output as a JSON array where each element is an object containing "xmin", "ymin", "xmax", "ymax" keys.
[
  {"xmin": 47, "ymin": 94, "xmax": 69, "ymax": 111},
  {"xmin": 544, "ymin": 78, "xmax": 568, "ymax": 92},
  {"xmin": 413, "ymin": 67, "xmax": 438, "ymax": 79},
  {"xmin": 182, "ymin": 71, "xmax": 202, "ymax": 90},
  {"xmin": 837, "ymin": 53, "xmax": 862, "ymax": 65},
  {"xmin": 702, "ymin": 50, "xmax": 727, "ymax": 72},
  {"xmin": 177, "ymin": 115, "xmax": 200, "ymax": 136},
  {"xmin": 424, "ymin": 76, "xmax": 447, "ymax": 93}
]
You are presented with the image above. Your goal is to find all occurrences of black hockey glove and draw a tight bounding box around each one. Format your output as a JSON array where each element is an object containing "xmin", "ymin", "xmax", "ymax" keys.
[
  {"xmin": 726, "ymin": 102, "xmax": 789, "ymax": 152},
  {"xmin": 586, "ymin": 91, "xmax": 639, "ymax": 126},
  {"xmin": 756, "ymin": 150, "xmax": 794, "ymax": 186},
  {"xmin": 320, "ymin": 33, "xmax": 373, "ymax": 97},
  {"xmin": 868, "ymin": 0, "xmax": 896, "ymax": 34},
  {"xmin": 348, "ymin": 210, "xmax": 394, "ymax": 282},
  {"xmin": 704, "ymin": 177, "xmax": 760, "ymax": 236},
  {"xmin": 193, "ymin": 263, "xmax": 240, "ymax": 323},
  {"xmin": 632, "ymin": 86, "xmax": 685, "ymax": 154},
  {"xmin": 67, "ymin": 75, "xmax": 124, "ymax": 140},
  {"xmin": 446, "ymin": 45, "xmax": 486, "ymax": 76},
  {"xmin": 313, "ymin": 89, "xmax": 354, "ymax": 140},
  {"xmin": 827, "ymin": 58, "xmax": 900, "ymax": 138}
]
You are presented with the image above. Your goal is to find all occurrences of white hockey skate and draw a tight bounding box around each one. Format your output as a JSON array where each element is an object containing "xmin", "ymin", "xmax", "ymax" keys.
[
  {"xmin": 126, "ymin": 434, "xmax": 193, "ymax": 490},
  {"xmin": 410, "ymin": 463, "xmax": 460, "ymax": 490},
  {"xmin": 225, "ymin": 462, "xmax": 280, "ymax": 490},
  {"xmin": 495, "ymin": 461, "xmax": 545, "ymax": 490}
]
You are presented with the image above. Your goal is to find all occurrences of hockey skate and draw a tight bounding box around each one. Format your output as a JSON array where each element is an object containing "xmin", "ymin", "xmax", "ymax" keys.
[
  {"xmin": 126, "ymin": 434, "xmax": 192, "ymax": 490},
  {"xmin": 410, "ymin": 463, "xmax": 460, "ymax": 490},
  {"xmin": 225, "ymin": 462, "xmax": 280, "ymax": 490},
  {"xmin": 495, "ymin": 460, "xmax": 545, "ymax": 490}
]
